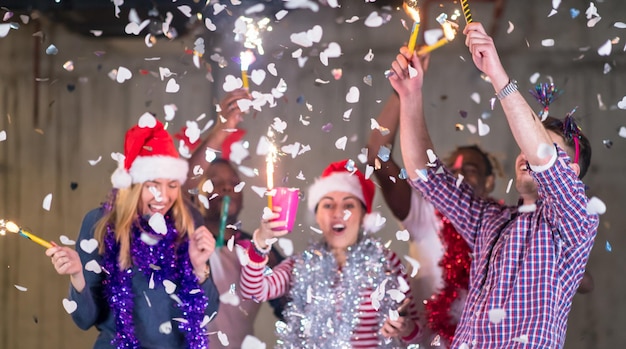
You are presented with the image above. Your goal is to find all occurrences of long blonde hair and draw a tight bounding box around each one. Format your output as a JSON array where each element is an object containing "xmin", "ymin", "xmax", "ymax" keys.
[{"xmin": 94, "ymin": 184, "xmax": 195, "ymax": 270}]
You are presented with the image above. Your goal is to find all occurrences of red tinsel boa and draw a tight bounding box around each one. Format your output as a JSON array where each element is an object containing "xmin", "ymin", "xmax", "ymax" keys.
[{"xmin": 424, "ymin": 213, "xmax": 471, "ymax": 346}]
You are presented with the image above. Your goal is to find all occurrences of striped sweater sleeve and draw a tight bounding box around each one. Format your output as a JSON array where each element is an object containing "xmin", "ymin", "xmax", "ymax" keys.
[{"xmin": 240, "ymin": 243, "xmax": 294, "ymax": 302}]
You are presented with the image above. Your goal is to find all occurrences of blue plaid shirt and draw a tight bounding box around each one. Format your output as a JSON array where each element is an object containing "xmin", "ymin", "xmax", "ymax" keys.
[{"xmin": 410, "ymin": 146, "xmax": 598, "ymax": 349}]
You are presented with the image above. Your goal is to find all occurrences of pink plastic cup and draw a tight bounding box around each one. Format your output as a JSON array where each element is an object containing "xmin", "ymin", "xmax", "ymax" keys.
[{"xmin": 271, "ymin": 187, "xmax": 300, "ymax": 232}]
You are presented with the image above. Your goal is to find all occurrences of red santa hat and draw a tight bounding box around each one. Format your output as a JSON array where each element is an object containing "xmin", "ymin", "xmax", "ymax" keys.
[
  {"xmin": 307, "ymin": 159, "xmax": 384, "ymax": 233},
  {"xmin": 111, "ymin": 114, "xmax": 188, "ymax": 189}
]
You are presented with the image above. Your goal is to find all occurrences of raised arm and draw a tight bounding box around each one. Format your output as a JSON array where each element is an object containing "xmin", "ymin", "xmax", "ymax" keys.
[
  {"xmin": 388, "ymin": 47, "xmax": 434, "ymax": 180},
  {"xmin": 184, "ymin": 88, "xmax": 250, "ymax": 193},
  {"xmin": 464, "ymin": 23, "xmax": 554, "ymax": 166},
  {"xmin": 366, "ymin": 93, "xmax": 412, "ymax": 221}
]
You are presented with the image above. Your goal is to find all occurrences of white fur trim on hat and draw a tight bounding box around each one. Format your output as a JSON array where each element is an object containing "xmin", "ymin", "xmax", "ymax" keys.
[
  {"xmin": 307, "ymin": 172, "xmax": 365, "ymax": 212},
  {"xmin": 128, "ymin": 155, "xmax": 189, "ymax": 185}
]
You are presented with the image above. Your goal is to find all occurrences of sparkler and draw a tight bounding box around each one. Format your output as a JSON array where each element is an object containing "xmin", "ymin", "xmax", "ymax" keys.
[
  {"xmin": 403, "ymin": 1, "xmax": 421, "ymax": 54},
  {"xmin": 460, "ymin": 0, "xmax": 473, "ymax": 24},
  {"xmin": 1, "ymin": 219, "xmax": 53, "ymax": 249}
]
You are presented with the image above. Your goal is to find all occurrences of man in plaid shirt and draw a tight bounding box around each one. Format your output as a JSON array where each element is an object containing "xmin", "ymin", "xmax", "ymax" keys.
[{"xmin": 387, "ymin": 22, "xmax": 599, "ymax": 348}]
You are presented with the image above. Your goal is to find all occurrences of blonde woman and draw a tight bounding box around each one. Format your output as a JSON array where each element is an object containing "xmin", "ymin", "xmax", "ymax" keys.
[{"xmin": 47, "ymin": 115, "xmax": 218, "ymax": 349}]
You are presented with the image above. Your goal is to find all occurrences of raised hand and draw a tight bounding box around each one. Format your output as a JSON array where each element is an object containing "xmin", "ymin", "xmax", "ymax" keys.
[
  {"xmin": 46, "ymin": 244, "xmax": 86, "ymax": 292},
  {"xmin": 463, "ymin": 22, "xmax": 507, "ymax": 82},
  {"xmin": 189, "ymin": 225, "xmax": 216, "ymax": 280}
]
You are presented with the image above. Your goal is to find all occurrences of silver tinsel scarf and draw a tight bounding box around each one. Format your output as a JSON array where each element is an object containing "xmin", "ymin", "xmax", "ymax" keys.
[{"xmin": 276, "ymin": 236, "xmax": 406, "ymax": 349}]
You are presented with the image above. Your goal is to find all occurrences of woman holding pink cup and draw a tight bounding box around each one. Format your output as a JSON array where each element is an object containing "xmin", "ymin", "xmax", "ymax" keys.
[{"xmin": 240, "ymin": 159, "xmax": 422, "ymax": 348}]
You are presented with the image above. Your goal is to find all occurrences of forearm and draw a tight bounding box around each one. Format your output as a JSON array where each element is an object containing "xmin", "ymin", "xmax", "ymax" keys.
[
  {"xmin": 399, "ymin": 89, "xmax": 433, "ymax": 180},
  {"xmin": 367, "ymin": 93, "xmax": 400, "ymax": 165},
  {"xmin": 489, "ymin": 69, "xmax": 553, "ymax": 167}
]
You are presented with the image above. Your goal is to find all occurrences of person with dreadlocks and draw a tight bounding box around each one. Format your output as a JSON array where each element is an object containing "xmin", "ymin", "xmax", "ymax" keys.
[
  {"xmin": 46, "ymin": 114, "xmax": 219, "ymax": 349},
  {"xmin": 389, "ymin": 22, "xmax": 598, "ymax": 349}
]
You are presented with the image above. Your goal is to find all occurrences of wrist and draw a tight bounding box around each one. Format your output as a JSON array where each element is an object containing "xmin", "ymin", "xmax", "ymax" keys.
[
  {"xmin": 252, "ymin": 230, "xmax": 271, "ymax": 255},
  {"xmin": 194, "ymin": 264, "xmax": 211, "ymax": 283}
]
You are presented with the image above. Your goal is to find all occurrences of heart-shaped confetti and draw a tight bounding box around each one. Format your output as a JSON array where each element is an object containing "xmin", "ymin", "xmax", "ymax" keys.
[
  {"xmin": 471, "ymin": 92, "xmax": 481, "ymax": 104},
  {"xmin": 165, "ymin": 78, "xmax": 180, "ymax": 93},
  {"xmin": 149, "ymin": 213, "xmax": 168, "ymax": 235},
  {"xmin": 85, "ymin": 259, "xmax": 102, "ymax": 273},
  {"xmin": 250, "ymin": 69, "xmax": 266, "ymax": 85},
  {"xmin": 488, "ymin": 308, "xmax": 507, "ymax": 324},
  {"xmin": 159, "ymin": 279, "xmax": 177, "ymax": 296},
  {"xmin": 116, "ymin": 66, "xmax": 132, "ymax": 83},
  {"xmin": 159, "ymin": 321, "xmax": 172, "ymax": 334},
  {"xmin": 335, "ymin": 136, "xmax": 347, "ymax": 150},
  {"xmin": 137, "ymin": 112, "xmax": 156, "ymax": 128},
  {"xmin": 60, "ymin": 235, "xmax": 76, "ymax": 245},
  {"xmin": 346, "ymin": 86, "xmax": 360, "ymax": 103},
  {"xmin": 80, "ymin": 238, "xmax": 99, "ymax": 253},
  {"xmin": 223, "ymin": 75, "xmax": 242, "ymax": 92},
  {"xmin": 364, "ymin": 11, "xmax": 383, "ymax": 28},
  {"xmin": 204, "ymin": 18, "xmax": 216, "ymax": 31},
  {"xmin": 387, "ymin": 289, "xmax": 406, "ymax": 303},
  {"xmin": 396, "ymin": 229, "xmax": 410, "ymax": 241},
  {"xmin": 0, "ymin": 130, "xmax": 6, "ymax": 142},
  {"xmin": 62, "ymin": 298, "xmax": 78, "ymax": 314},
  {"xmin": 426, "ymin": 149, "xmax": 438, "ymax": 163},
  {"xmin": 42, "ymin": 193, "xmax": 53, "ymax": 211},
  {"xmin": 618, "ymin": 126, "xmax": 626, "ymax": 138},
  {"xmin": 507, "ymin": 21, "xmax": 515, "ymax": 34},
  {"xmin": 213, "ymin": 3, "xmax": 226, "ymax": 15},
  {"xmin": 616, "ymin": 96, "xmax": 626, "ymax": 110},
  {"xmin": 220, "ymin": 291, "xmax": 240, "ymax": 306},
  {"xmin": 478, "ymin": 119, "xmax": 490, "ymax": 136},
  {"xmin": 278, "ymin": 238, "xmax": 294, "ymax": 256},
  {"xmin": 587, "ymin": 196, "xmax": 606, "ymax": 215}
]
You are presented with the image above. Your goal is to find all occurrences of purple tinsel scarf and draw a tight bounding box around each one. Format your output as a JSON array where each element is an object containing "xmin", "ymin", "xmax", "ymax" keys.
[{"xmin": 102, "ymin": 213, "xmax": 209, "ymax": 349}]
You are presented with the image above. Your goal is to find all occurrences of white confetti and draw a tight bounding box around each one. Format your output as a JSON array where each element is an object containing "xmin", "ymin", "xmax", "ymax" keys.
[
  {"xmin": 14, "ymin": 285, "xmax": 27, "ymax": 292},
  {"xmin": 217, "ymin": 331, "xmax": 229, "ymax": 346},
  {"xmin": 506, "ymin": 178, "xmax": 513, "ymax": 194},
  {"xmin": 0, "ymin": 130, "xmax": 6, "ymax": 142},
  {"xmin": 541, "ymin": 39, "xmax": 555, "ymax": 47},
  {"xmin": 512, "ymin": 335, "xmax": 529, "ymax": 344},
  {"xmin": 84, "ymin": 259, "xmax": 102, "ymax": 274},
  {"xmin": 403, "ymin": 255, "xmax": 421, "ymax": 277},
  {"xmin": 597, "ymin": 39, "xmax": 612, "ymax": 56},
  {"xmin": 488, "ymin": 308, "xmax": 507, "ymax": 324},
  {"xmin": 345, "ymin": 86, "xmax": 360, "ymax": 103},
  {"xmin": 242, "ymin": 335, "xmax": 266, "ymax": 349},
  {"xmin": 149, "ymin": 213, "xmax": 168, "ymax": 235},
  {"xmin": 278, "ymin": 238, "xmax": 294, "ymax": 256},
  {"xmin": 507, "ymin": 21, "xmax": 515, "ymax": 34},
  {"xmin": 62, "ymin": 298, "xmax": 78, "ymax": 314},
  {"xmin": 364, "ymin": 11, "xmax": 384, "ymax": 28},
  {"xmin": 116, "ymin": 66, "xmax": 132, "ymax": 83},
  {"xmin": 478, "ymin": 119, "xmax": 490, "ymax": 136},
  {"xmin": 395, "ymin": 229, "xmax": 410, "ymax": 241},
  {"xmin": 335, "ymin": 136, "xmax": 347, "ymax": 150},
  {"xmin": 587, "ymin": 196, "xmax": 606, "ymax": 215},
  {"xmin": 59, "ymin": 235, "xmax": 75, "ymax": 245},
  {"xmin": 80, "ymin": 238, "xmax": 99, "ymax": 253},
  {"xmin": 42, "ymin": 193, "xmax": 52, "ymax": 211},
  {"xmin": 88, "ymin": 156, "xmax": 102, "ymax": 166}
]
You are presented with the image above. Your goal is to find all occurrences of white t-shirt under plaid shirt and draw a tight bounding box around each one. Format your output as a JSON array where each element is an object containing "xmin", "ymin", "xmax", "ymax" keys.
[{"xmin": 409, "ymin": 146, "xmax": 598, "ymax": 349}]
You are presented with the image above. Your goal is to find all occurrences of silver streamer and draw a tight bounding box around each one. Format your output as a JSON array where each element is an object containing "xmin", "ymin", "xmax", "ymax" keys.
[{"xmin": 276, "ymin": 237, "xmax": 405, "ymax": 348}]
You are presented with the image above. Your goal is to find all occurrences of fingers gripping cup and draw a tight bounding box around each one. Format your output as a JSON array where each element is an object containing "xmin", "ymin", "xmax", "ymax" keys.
[{"xmin": 270, "ymin": 187, "xmax": 300, "ymax": 232}]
